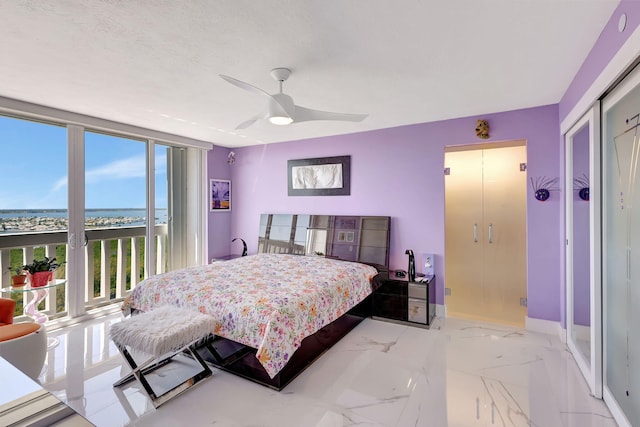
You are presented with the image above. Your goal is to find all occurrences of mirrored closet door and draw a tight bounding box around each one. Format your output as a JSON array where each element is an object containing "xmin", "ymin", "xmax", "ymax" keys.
[
  {"xmin": 564, "ymin": 105, "xmax": 602, "ymax": 398},
  {"xmin": 602, "ymin": 64, "xmax": 640, "ymax": 426}
]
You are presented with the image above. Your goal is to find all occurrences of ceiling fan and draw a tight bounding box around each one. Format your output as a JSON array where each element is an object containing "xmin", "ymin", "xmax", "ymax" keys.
[{"xmin": 219, "ymin": 68, "xmax": 368, "ymax": 129}]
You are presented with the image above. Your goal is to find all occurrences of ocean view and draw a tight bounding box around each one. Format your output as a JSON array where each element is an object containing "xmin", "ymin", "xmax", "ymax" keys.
[{"xmin": 0, "ymin": 209, "xmax": 168, "ymax": 233}]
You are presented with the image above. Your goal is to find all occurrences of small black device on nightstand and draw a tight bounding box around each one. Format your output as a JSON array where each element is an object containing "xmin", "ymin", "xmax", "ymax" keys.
[{"xmin": 372, "ymin": 271, "xmax": 436, "ymax": 328}]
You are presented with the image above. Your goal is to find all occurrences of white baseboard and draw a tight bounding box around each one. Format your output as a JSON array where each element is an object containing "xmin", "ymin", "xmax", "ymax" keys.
[
  {"xmin": 525, "ymin": 317, "xmax": 565, "ymax": 342},
  {"xmin": 435, "ymin": 304, "xmax": 446, "ymax": 318}
]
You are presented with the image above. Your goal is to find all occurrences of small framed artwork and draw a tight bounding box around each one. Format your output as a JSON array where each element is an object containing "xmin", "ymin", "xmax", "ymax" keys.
[
  {"xmin": 210, "ymin": 179, "xmax": 231, "ymax": 212},
  {"xmin": 288, "ymin": 155, "xmax": 351, "ymax": 196}
]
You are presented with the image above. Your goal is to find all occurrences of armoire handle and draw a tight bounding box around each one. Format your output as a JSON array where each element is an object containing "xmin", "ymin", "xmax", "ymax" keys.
[
  {"xmin": 473, "ymin": 223, "xmax": 478, "ymax": 243},
  {"xmin": 488, "ymin": 223, "xmax": 493, "ymax": 244}
]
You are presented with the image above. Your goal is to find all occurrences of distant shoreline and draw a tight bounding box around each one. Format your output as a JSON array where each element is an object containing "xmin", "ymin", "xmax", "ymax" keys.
[
  {"xmin": 0, "ymin": 216, "xmax": 148, "ymax": 232},
  {"xmin": 0, "ymin": 208, "xmax": 158, "ymax": 213},
  {"xmin": 0, "ymin": 209, "xmax": 168, "ymax": 233}
]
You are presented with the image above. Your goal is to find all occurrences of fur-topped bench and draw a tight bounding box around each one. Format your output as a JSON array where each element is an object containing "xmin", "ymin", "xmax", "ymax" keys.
[{"xmin": 110, "ymin": 305, "xmax": 216, "ymax": 408}]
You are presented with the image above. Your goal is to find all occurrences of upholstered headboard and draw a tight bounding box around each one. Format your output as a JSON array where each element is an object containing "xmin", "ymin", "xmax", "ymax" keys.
[{"xmin": 258, "ymin": 214, "xmax": 390, "ymax": 271}]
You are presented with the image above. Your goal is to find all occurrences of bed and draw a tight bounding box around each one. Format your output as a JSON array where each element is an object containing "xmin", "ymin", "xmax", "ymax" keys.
[{"xmin": 127, "ymin": 214, "xmax": 390, "ymax": 390}]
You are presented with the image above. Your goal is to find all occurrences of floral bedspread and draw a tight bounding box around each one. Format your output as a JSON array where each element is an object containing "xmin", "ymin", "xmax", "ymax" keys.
[{"xmin": 128, "ymin": 253, "xmax": 377, "ymax": 378}]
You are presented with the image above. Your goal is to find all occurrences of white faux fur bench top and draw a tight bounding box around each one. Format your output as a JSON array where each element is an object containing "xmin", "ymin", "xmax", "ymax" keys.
[{"xmin": 110, "ymin": 306, "xmax": 216, "ymax": 357}]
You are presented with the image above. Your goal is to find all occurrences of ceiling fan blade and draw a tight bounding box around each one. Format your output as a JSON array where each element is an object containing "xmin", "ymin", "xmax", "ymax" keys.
[
  {"xmin": 219, "ymin": 74, "xmax": 271, "ymax": 98},
  {"xmin": 219, "ymin": 74, "xmax": 291, "ymax": 120},
  {"xmin": 235, "ymin": 115, "xmax": 263, "ymax": 130},
  {"xmin": 293, "ymin": 105, "xmax": 368, "ymax": 123}
]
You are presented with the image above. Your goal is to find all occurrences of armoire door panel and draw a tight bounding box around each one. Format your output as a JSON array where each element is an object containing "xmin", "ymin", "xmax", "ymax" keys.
[
  {"xmin": 445, "ymin": 149, "xmax": 484, "ymax": 318},
  {"xmin": 445, "ymin": 143, "xmax": 527, "ymax": 326},
  {"xmin": 483, "ymin": 145, "xmax": 527, "ymax": 325}
]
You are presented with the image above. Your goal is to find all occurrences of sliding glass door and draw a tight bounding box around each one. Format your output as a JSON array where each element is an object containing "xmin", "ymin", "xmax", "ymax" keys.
[
  {"xmin": 1, "ymin": 111, "xmax": 207, "ymax": 321},
  {"xmin": 0, "ymin": 116, "xmax": 68, "ymax": 319},
  {"xmin": 83, "ymin": 131, "xmax": 148, "ymax": 306},
  {"xmin": 64, "ymin": 128, "xmax": 179, "ymax": 317}
]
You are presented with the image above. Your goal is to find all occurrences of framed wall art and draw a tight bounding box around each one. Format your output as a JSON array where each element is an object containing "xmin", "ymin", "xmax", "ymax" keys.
[
  {"xmin": 210, "ymin": 179, "xmax": 231, "ymax": 211},
  {"xmin": 287, "ymin": 155, "xmax": 351, "ymax": 196}
]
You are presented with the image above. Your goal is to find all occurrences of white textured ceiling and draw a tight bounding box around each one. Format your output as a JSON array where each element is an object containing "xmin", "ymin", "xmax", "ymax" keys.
[{"xmin": 0, "ymin": 1, "xmax": 619, "ymax": 148}]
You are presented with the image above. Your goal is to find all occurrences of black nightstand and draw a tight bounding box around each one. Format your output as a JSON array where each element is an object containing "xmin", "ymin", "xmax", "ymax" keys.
[{"xmin": 372, "ymin": 271, "xmax": 436, "ymax": 328}]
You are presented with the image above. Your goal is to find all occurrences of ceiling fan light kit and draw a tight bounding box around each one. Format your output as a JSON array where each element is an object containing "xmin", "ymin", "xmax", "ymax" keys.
[
  {"xmin": 220, "ymin": 67, "xmax": 368, "ymax": 129},
  {"xmin": 268, "ymin": 91, "xmax": 295, "ymax": 125},
  {"xmin": 269, "ymin": 115, "xmax": 293, "ymax": 125}
]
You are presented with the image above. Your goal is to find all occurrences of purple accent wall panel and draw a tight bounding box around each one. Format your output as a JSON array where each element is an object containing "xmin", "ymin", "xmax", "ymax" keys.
[
  {"xmin": 212, "ymin": 104, "xmax": 562, "ymax": 321},
  {"xmin": 560, "ymin": 1, "xmax": 640, "ymax": 122}
]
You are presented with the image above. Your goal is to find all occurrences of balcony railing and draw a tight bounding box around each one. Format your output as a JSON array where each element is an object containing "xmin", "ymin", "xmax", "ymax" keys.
[
  {"xmin": 258, "ymin": 237, "xmax": 305, "ymax": 255},
  {"xmin": 0, "ymin": 225, "xmax": 168, "ymax": 322}
]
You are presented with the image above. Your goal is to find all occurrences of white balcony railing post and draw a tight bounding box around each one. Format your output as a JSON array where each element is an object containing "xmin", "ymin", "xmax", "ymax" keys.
[
  {"xmin": 115, "ymin": 238, "xmax": 128, "ymax": 298},
  {"xmin": 156, "ymin": 234, "xmax": 165, "ymax": 274},
  {"xmin": 1, "ymin": 250, "xmax": 11, "ymax": 285},
  {"xmin": 85, "ymin": 241, "xmax": 94, "ymax": 305},
  {"xmin": 100, "ymin": 240, "xmax": 110, "ymax": 301},
  {"xmin": 44, "ymin": 244, "xmax": 58, "ymax": 317},
  {"xmin": 22, "ymin": 246, "xmax": 35, "ymax": 314},
  {"xmin": 131, "ymin": 237, "xmax": 140, "ymax": 288}
]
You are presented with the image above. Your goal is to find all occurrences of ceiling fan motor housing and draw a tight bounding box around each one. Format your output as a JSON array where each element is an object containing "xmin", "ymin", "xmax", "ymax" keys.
[{"xmin": 270, "ymin": 67, "xmax": 291, "ymax": 82}]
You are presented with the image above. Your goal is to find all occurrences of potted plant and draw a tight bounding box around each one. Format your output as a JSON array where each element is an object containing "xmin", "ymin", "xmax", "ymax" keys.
[
  {"xmin": 7, "ymin": 266, "xmax": 27, "ymax": 287},
  {"xmin": 22, "ymin": 257, "xmax": 63, "ymax": 288}
]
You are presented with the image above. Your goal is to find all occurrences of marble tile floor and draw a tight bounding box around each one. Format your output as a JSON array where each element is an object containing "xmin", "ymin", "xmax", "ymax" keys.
[{"xmin": 37, "ymin": 313, "xmax": 617, "ymax": 427}]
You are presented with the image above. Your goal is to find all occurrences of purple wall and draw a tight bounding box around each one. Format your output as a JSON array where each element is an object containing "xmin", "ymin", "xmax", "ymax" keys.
[
  {"xmin": 209, "ymin": 104, "xmax": 562, "ymax": 321},
  {"xmin": 560, "ymin": 0, "xmax": 640, "ymax": 122}
]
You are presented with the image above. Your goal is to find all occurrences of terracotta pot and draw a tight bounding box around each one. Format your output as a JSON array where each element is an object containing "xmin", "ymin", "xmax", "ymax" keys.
[
  {"xmin": 28, "ymin": 271, "xmax": 53, "ymax": 288},
  {"xmin": 11, "ymin": 274, "xmax": 28, "ymax": 287}
]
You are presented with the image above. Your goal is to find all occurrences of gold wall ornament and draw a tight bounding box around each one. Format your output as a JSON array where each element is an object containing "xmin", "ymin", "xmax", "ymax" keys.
[{"xmin": 475, "ymin": 119, "xmax": 489, "ymax": 139}]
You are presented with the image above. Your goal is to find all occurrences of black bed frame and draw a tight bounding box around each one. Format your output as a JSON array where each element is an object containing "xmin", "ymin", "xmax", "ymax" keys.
[
  {"xmin": 198, "ymin": 214, "xmax": 390, "ymax": 390},
  {"xmin": 194, "ymin": 293, "xmax": 376, "ymax": 391}
]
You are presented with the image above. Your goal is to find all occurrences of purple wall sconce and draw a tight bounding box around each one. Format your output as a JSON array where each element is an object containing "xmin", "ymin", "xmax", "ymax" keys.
[
  {"xmin": 530, "ymin": 176, "xmax": 559, "ymax": 201},
  {"xmin": 574, "ymin": 174, "xmax": 589, "ymax": 201}
]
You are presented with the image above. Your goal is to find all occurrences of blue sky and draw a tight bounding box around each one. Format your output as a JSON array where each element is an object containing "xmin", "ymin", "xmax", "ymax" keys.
[{"xmin": 0, "ymin": 116, "xmax": 167, "ymax": 210}]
